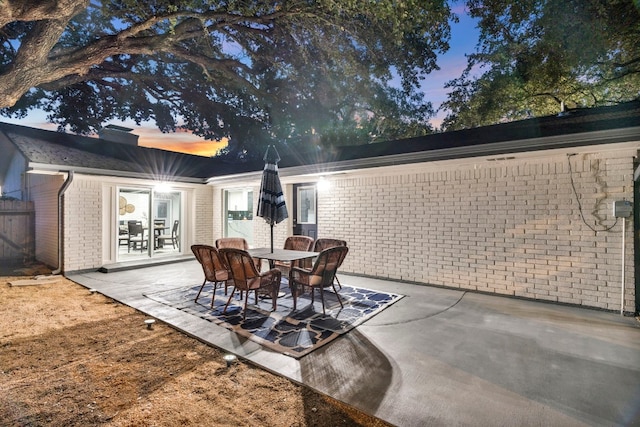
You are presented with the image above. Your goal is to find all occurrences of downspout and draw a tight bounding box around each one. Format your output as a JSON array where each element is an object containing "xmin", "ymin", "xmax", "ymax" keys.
[
  {"xmin": 52, "ymin": 171, "xmax": 74, "ymax": 275},
  {"xmin": 634, "ymin": 156, "xmax": 640, "ymax": 315}
]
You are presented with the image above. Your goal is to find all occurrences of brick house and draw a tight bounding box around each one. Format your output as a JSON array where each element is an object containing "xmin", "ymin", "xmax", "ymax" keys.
[{"xmin": 1, "ymin": 102, "xmax": 639, "ymax": 314}]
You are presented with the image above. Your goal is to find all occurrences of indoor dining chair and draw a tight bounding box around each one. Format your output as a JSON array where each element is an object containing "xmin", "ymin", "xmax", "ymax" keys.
[
  {"xmin": 127, "ymin": 220, "xmax": 147, "ymax": 253},
  {"xmin": 157, "ymin": 220, "xmax": 179, "ymax": 250}
]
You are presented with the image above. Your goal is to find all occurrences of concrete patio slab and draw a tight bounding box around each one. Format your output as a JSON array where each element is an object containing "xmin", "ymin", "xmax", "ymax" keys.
[{"xmin": 68, "ymin": 260, "xmax": 640, "ymax": 427}]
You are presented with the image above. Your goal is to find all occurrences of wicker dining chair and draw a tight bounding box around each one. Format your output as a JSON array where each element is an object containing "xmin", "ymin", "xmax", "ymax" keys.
[
  {"xmin": 219, "ymin": 248, "xmax": 281, "ymax": 319},
  {"xmin": 191, "ymin": 245, "xmax": 231, "ymax": 307},
  {"xmin": 273, "ymin": 235, "xmax": 314, "ymax": 277},
  {"xmin": 215, "ymin": 237, "xmax": 250, "ymax": 250},
  {"xmin": 215, "ymin": 237, "xmax": 262, "ymax": 271},
  {"xmin": 302, "ymin": 238, "xmax": 348, "ymax": 288},
  {"xmin": 289, "ymin": 246, "xmax": 349, "ymax": 314}
]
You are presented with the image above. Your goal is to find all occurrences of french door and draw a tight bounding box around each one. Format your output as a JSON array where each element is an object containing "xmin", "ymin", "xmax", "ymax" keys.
[{"xmin": 117, "ymin": 187, "xmax": 182, "ymax": 261}]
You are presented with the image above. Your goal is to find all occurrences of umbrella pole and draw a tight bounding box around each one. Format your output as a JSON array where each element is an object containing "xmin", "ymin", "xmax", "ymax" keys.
[{"xmin": 270, "ymin": 223, "xmax": 274, "ymax": 253}]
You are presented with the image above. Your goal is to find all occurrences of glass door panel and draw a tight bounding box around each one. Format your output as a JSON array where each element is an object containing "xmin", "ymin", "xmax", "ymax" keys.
[
  {"xmin": 117, "ymin": 188, "xmax": 151, "ymax": 261},
  {"xmin": 117, "ymin": 187, "xmax": 183, "ymax": 261},
  {"xmin": 152, "ymin": 190, "xmax": 181, "ymax": 256},
  {"xmin": 293, "ymin": 184, "xmax": 317, "ymax": 238}
]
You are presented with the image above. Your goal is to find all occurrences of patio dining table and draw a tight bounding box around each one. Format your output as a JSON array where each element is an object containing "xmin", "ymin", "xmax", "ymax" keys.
[
  {"xmin": 248, "ymin": 247, "xmax": 319, "ymax": 270},
  {"xmin": 247, "ymin": 248, "xmax": 319, "ymax": 298}
]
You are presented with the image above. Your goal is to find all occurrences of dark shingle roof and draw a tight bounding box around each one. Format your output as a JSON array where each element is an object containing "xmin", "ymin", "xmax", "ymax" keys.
[
  {"xmin": 3, "ymin": 101, "xmax": 639, "ymax": 181},
  {"xmin": 0, "ymin": 123, "xmax": 214, "ymax": 181},
  {"xmin": 200, "ymin": 101, "xmax": 640, "ymax": 178},
  {"xmin": 341, "ymin": 101, "xmax": 640, "ymax": 159}
]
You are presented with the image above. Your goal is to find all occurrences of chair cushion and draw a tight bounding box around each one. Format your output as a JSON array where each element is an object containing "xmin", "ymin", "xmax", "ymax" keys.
[
  {"xmin": 214, "ymin": 270, "xmax": 229, "ymax": 281},
  {"xmin": 307, "ymin": 274, "xmax": 325, "ymax": 286}
]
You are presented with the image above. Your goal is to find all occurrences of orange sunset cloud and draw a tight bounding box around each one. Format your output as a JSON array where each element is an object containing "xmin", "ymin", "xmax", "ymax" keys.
[{"xmin": 135, "ymin": 127, "xmax": 228, "ymax": 157}]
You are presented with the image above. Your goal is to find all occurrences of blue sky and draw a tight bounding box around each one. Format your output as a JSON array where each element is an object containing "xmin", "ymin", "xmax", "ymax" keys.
[
  {"xmin": 424, "ymin": 3, "xmax": 479, "ymax": 127},
  {"xmin": 6, "ymin": 3, "xmax": 479, "ymax": 156}
]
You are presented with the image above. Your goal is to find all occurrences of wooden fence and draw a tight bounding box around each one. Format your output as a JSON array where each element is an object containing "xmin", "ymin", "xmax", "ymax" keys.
[{"xmin": 0, "ymin": 200, "xmax": 35, "ymax": 265}]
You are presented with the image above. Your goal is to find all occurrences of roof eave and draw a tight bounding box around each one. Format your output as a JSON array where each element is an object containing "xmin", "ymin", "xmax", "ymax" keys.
[
  {"xmin": 207, "ymin": 126, "xmax": 640, "ymax": 184},
  {"xmin": 27, "ymin": 163, "xmax": 207, "ymax": 184}
]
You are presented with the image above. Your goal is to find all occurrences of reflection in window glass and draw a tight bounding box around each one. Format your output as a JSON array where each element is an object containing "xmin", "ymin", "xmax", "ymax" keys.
[
  {"xmin": 224, "ymin": 189, "xmax": 253, "ymax": 244},
  {"xmin": 297, "ymin": 186, "xmax": 316, "ymax": 224}
]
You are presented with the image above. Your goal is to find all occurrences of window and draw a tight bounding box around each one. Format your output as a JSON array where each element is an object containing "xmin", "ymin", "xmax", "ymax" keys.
[{"xmin": 224, "ymin": 189, "xmax": 253, "ymax": 244}]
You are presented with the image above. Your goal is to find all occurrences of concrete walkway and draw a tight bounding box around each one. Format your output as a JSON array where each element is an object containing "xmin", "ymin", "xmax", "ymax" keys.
[{"xmin": 68, "ymin": 260, "xmax": 640, "ymax": 427}]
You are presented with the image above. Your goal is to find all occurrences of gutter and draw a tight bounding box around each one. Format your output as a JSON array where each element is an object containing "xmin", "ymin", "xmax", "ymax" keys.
[
  {"xmin": 51, "ymin": 171, "xmax": 74, "ymax": 275},
  {"xmin": 26, "ymin": 163, "xmax": 206, "ymax": 184}
]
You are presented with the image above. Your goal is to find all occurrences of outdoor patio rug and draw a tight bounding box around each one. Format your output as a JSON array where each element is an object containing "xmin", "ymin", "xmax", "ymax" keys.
[{"xmin": 143, "ymin": 280, "xmax": 403, "ymax": 358}]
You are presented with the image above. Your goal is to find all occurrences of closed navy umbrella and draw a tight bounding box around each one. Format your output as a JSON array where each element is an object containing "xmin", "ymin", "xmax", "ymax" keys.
[{"xmin": 256, "ymin": 145, "xmax": 288, "ymax": 252}]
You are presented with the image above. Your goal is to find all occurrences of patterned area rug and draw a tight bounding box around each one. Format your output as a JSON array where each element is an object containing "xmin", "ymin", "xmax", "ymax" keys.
[{"xmin": 144, "ymin": 280, "xmax": 403, "ymax": 358}]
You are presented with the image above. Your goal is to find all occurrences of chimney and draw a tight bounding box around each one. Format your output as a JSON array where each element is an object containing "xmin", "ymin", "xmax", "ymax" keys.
[{"xmin": 98, "ymin": 124, "xmax": 139, "ymax": 146}]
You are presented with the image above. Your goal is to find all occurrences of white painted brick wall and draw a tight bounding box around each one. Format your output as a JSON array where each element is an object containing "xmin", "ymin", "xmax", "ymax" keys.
[
  {"xmin": 194, "ymin": 186, "xmax": 214, "ymax": 245},
  {"xmin": 211, "ymin": 186, "xmax": 223, "ymax": 244},
  {"xmin": 61, "ymin": 179, "xmax": 211, "ymax": 271},
  {"xmin": 318, "ymin": 150, "xmax": 636, "ymax": 312},
  {"xmin": 27, "ymin": 173, "xmax": 63, "ymax": 268},
  {"xmin": 63, "ymin": 178, "xmax": 102, "ymax": 272}
]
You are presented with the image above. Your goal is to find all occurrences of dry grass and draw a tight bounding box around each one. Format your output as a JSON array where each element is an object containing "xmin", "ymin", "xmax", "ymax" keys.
[{"xmin": 0, "ymin": 275, "xmax": 391, "ymax": 427}]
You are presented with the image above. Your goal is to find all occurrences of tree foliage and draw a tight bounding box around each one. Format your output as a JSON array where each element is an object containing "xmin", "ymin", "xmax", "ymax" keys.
[
  {"xmin": 0, "ymin": 0, "xmax": 455, "ymax": 157},
  {"xmin": 441, "ymin": 0, "xmax": 640, "ymax": 130}
]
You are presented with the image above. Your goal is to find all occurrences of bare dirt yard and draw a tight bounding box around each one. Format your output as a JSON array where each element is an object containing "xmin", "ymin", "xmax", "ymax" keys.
[{"xmin": 0, "ymin": 272, "xmax": 391, "ymax": 427}]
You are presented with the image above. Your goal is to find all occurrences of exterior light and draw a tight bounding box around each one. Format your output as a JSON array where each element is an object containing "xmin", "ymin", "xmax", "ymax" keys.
[
  {"xmin": 223, "ymin": 354, "xmax": 237, "ymax": 367},
  {"xmin": 154, "ymin": 182, "xmax": 171, "ymax": 193},
  {"xmin": 317, "ymin": 176, "xmax": 330, "ymax": 191}
]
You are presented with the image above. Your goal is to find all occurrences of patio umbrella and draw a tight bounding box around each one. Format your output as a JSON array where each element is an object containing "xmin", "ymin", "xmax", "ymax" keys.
[{"xmin": 256, "ymin": 145, "xmax": 289, "ymax": 252}]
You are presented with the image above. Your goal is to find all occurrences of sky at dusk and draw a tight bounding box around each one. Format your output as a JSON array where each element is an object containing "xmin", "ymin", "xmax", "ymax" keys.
[{"xmin": 3, "ymin": 3, "xmax": 479, "ymax": 158}]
